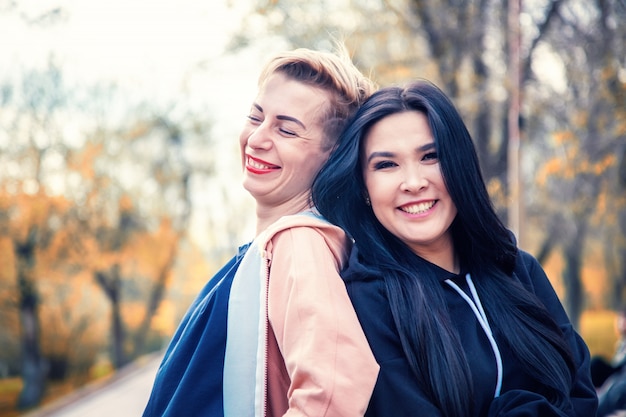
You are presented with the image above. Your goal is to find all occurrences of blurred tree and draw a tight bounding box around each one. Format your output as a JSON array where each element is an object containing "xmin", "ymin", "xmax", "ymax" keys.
[
  {"xmin": 525, "ymin": 0, "xmax": 626, "ymax": 323},
  {"xmin": 232, "ymin": 0, "xmax": 561, "ymax": 227},
  {"xmin": 64, "ymin": 112, "xmax": 194, "ymax": 369},
  {"xmin": 0, "ymin": 61, "xmax": 74, "ymax": 408},
  {"xmin": 0, "ymin": 0, "xmax": 245, "ymax": 409},
  {"xmin": 234, "ymin": 0, "xmax": 626, "ymax": 326},
  {"xmin": 0, "ymin": 62, "xmax": 214, "ymax": 410},
  {"xmin": 608, "ymin": 147, "xmax": 626, "ymax": 306},
  {"xmin": 0, "ymin": 5, "xmax": 75, "ymax": 405},
  {"xmin": 11, "ymin": 195, "xmax": 55, "ymax": 409},
  {"xmin": 0, "ymin": 237, "xmax": 20, "ymax": 378}
]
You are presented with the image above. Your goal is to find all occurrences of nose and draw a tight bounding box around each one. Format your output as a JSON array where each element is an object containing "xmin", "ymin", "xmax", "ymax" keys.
[
  {"xmin": 400, "ymin": 165, "xmax": 428, "ymax": 192},
  {"xmin": 246, "ymin": 121, "xmax": 273, "ymax": 150}
]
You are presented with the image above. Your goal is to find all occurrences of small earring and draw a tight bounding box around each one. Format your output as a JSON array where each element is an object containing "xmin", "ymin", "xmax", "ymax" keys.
[{"xmin": 365, "ymin": 197, "xmax": 371, "ymax": 206}]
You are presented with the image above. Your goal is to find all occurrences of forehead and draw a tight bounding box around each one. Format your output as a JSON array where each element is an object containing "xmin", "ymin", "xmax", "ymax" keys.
[
  {"xmin": 256, "ymin": 73, "xmax": 331, "ymax": 126},
  {"xmin": 365, "ymin": 111, "xmax": 432, "ymax": 148}
]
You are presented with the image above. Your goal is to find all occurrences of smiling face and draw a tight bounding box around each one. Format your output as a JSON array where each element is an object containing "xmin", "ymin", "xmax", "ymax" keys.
[
  {"xmin": 239, "ymin": 73, "xmax": 333, "ymax": 214},
  {"xmin": 362, "ymin": 111, "xmax": 458, "ymax": 267}
]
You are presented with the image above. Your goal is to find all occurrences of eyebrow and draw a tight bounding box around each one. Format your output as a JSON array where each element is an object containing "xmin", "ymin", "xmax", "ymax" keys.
[
  {"xmin": 366, "ymin": 142, "xmax": 436, "ymax": 163},
  {"xmin": 366, "ymin": 151, "xmax": 394, "ymax": 163},
  {"xmin": 252, "ymin": 103, "xmax": 306, "ymax": 129}
]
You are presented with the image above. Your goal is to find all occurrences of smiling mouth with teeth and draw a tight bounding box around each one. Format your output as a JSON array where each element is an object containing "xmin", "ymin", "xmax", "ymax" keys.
[
  {"xmin": 400, "ymin": 201, "xmax": 436, "ymax": 214},
  {"xmin": 247, "ymin": 156, "xmax": 280, "ymax": 171}
]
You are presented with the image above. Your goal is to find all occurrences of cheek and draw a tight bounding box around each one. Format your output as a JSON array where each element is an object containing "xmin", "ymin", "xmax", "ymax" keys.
[
  {"xmin": 364, "ymin": 174, "xmax": 391, "ymax": 203},
  {"xmin": 239, "ymin": 127, "xmax": 251, "ymax": 148},
  {"xmin": 239, "ymin": 126, "xmax": 257, "ymax": 153},
  {"xmin": 238, "ymin": 130, "xmax": 251, "ymax": 166}
]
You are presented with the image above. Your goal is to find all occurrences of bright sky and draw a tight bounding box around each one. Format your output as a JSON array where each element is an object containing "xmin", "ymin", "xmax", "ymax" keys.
[
  {"xmin": 2, "ymin": 0, "xmax": 248, "ymax": 93},
  {"xmin": 0, "ymin": 0, "xmax": 284, "ymax": 247}
]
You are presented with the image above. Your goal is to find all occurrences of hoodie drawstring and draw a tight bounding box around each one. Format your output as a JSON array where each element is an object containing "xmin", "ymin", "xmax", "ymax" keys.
[{"xmin": 445, "ymin": 273, "xmax": 503, "ymax": 398}]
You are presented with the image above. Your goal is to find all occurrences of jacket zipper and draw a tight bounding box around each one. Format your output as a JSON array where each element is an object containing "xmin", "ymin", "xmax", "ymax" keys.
[{"xmin": 261, "ymin": 252, "xmax": 270, "ymax": 417}]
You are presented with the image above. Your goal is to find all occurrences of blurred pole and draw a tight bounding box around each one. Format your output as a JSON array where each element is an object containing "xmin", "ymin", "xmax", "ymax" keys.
[{"xmin": 507, "ymin": 0, "xmax": 524, "ymax": 246}]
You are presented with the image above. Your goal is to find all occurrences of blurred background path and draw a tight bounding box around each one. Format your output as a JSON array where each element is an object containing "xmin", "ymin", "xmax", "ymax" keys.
[{"xmin": 21, "ymin": 352, "xmax": 162, "ymax": 417}]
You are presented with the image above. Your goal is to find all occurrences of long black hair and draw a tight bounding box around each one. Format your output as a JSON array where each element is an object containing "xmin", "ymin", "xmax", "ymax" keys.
[{"xmin": 312, "ymin": 80, "xmax": 575, "ymax": 417}]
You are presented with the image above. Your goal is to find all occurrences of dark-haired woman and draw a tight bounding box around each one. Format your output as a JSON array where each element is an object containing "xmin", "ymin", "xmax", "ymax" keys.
[{"xmin": 312, "ymin": 80, "xmax": 598, "ymax": 416}]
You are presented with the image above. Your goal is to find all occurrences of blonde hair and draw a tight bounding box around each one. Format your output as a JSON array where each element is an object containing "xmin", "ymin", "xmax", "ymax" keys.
[{"xmin": 258, "ymin": 46, "xmax": 376, "ymax": 148}]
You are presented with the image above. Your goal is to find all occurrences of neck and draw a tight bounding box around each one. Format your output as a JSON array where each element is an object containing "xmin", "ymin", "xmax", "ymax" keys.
[
  {"xmin": 254, "ymin": 194, "xmax": 312, "ymax": 235},
  {"xmin": 412, "ymin": 235, "xmax": 459, "ymax": 274}
]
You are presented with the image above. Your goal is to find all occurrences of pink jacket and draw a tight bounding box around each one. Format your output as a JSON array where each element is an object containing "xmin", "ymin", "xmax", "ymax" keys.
[{"xmin": 223, "ymin": 212, "xmax": 379, "ymax": 417}]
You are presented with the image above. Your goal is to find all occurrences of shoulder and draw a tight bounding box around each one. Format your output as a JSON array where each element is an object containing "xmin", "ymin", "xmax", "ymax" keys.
[
  {"xmin": 512, "ymin": 249, "xmax": 548, "ymax": 288},
  {"xmin": 261, "ymin": 211, "xmax": 345, "ymax": 244},
  {"xmin": 262, "ymin": 212, "xmax": 349, "ymax": 268},
  {"xmin": 342, "ymin": 246, "xmax": 387, "ymax": 306},
  {"xmin": 512, "ymin": 249, "xmax": 570, "ymax": 321},
  {"xmin": 345, "ymin": 275, "xmax": 387, "ymax": 311}
]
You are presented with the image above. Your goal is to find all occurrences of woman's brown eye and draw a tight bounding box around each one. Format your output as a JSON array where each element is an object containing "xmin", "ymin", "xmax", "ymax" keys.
[
  {"xmin": 423, "ymin": 152, "xmax": 438, "ymax": 161},
  {"xmin": 373, "ymin": 161, "xmax": 396, "ymax": 170}
]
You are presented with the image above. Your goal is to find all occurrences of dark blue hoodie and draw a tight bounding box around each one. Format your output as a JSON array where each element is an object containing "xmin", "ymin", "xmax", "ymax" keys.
[{"xmin": 342, "ymin": 245, "xmax": 598, "ymax": 417}]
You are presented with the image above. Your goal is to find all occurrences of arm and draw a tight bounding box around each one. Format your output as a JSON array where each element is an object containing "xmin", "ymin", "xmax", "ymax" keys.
[
  {"xmin": 493, "ymin": 252, "xmax": 598, "ymax": 417},
  {"xmin": 268, "ymin": 226, "xmax": 379, "ymax": 417}
]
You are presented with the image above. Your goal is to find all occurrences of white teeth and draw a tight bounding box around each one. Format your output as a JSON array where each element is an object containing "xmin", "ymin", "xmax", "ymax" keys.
[
  {"xmin": 401, "ymin": 201, "xmax": 435, "ymax": 214},
  {"xmin": 248, "ymin": 157, "xmax": 271, "ymax": 170}
]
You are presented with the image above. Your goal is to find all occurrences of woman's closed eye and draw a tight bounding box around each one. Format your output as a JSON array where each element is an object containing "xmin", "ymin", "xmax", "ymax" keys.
[
  {"xmin": 278, "ymin": 127, "xmax": 298, "ymax": 137},
  {"xmin": 246, "ymin": 114, "xmax": 262, "ymax": 124},
  {"xmin": 245, "ymin": 115, "xmax": 299, "ymax": 138}
]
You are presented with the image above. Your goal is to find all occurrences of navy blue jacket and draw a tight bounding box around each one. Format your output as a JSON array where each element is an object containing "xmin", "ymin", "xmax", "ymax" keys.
[
  {"xmin": 342, "ymin": 246, "xmax": 598, "ymax": 417},
  {"xmin": 142, "ymin": 243, "xmax": 250, "ymax": 417}
]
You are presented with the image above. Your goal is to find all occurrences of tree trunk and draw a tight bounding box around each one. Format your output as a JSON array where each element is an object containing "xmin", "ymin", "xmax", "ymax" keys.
[
  {"xmin": 96, "ymin": 265, "xmax": 127, "ymax": 369},
  {"xmin": 561, "ymin": 220, "xmax": 588, "ymax": 330},
  {"xmin": 132, "ymin": 239, "xmax": 178, "ymax": 357},
  {"xmin": 15, "ymin": 231, "xmax": 46, "ymax": 409},
  {"xmin": 612, "ymin": 247, "xmax": 626, "ymax": 309},
  {"xmin": 109, "ymin": 265, "xmax": 127, "ymax": 369},
  {"xmin": 17, "ymin": 299, "xmax": 47, "ymax": 409}
]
